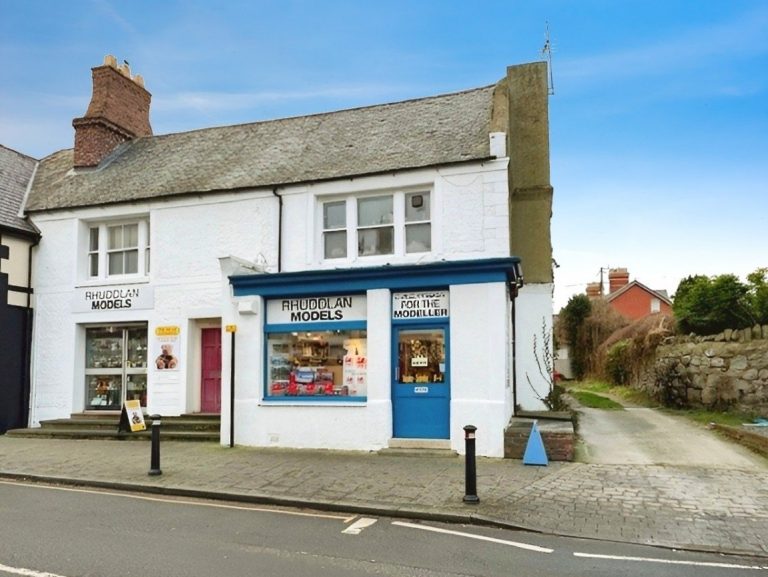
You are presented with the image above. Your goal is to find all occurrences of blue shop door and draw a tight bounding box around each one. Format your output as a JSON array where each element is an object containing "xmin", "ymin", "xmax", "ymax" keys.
[{"xmin": 392, "ymin": 325, "xmax": 449, "ymax": 439}]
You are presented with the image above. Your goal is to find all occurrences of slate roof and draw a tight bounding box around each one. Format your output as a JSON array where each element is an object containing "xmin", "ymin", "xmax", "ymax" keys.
[
  {"xmin": 26, "ymin": 85, "xmax": 498, "ymax": 212},
  {"xmin": 0, "ymin": 145, "xmax": 38, "ymax": 235}
]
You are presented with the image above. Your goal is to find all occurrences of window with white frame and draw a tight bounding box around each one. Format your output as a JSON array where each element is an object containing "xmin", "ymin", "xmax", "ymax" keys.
[
  {"xmin": 650, "ymin": 297, "xmax": 661, "ymax": 313},
  {"xmin": 87, "ymin": 220, "xmax": 150, "ymax": 279},
  {"xmin": 321, "ymin": 191, "xmax": 431, "ymax": 260},
  {"xmin": 323, "ymin": 201, "xmax": 347, "ymax": 259}
]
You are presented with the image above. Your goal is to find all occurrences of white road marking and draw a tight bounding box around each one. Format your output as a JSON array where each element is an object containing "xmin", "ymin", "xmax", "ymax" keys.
[
  {"xmin": 574, "ymin": 552, "xmax": 768, "ymax": 570},
  {"xmin": 0, "ymin": 562, "xmax": 69, "ymax": 577},
  {"xmin": 342, "ymin": 517, "xmax": 378, "ymax": 534},
  {"xmin": 0, "ymin": 479, "xmax": 353, "ymax": 522},
  {"xmin": 392, "ymin": 521, "xmax": 553, "ymax": 553}
]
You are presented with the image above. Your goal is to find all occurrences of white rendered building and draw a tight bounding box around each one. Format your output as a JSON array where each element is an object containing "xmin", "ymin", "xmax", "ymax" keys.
[{"xmin": 24, "ymin": 56, "xmax": 554, "ymax": 457}]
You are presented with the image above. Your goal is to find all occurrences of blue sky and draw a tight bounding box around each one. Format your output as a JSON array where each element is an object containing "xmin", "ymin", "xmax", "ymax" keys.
[{"xmin": 2, "ymin": 0, "xmax": 766, "ymax": 309}]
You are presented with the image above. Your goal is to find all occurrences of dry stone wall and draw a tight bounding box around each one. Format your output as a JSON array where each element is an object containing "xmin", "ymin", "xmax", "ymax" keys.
[{"xmin": 638, "ymin": 325, "xmax": 768, "ymax": 413}]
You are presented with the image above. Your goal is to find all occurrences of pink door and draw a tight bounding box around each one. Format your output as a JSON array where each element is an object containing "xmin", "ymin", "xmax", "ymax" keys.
[{"xmin": 201, "ymin": 328, "xmax": 222, "ymax": 413}]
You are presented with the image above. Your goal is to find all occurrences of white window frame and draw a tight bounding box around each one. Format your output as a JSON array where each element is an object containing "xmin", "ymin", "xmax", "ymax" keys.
[
  {"xmin": 86, "ymin": 219, "xmax": 150, "ymax": 281},
  {"xmin": 650, "ymin": 297, "xmax": 661, "ymax": 313},
  {"xmin": 319, "ymin": 190, "xmax": 432, "ymax": 262}
]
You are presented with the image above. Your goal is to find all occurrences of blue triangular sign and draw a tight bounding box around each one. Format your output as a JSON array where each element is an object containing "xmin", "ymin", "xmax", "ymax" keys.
[{"xmin": 523, "ymin": 420, "xmax": 549, "ymax": 466}]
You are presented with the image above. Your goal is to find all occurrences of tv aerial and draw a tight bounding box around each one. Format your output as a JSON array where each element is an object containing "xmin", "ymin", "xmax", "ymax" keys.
[{"xmin": 541, "ymin": 22, "xmax": 555, "ymax": 95}]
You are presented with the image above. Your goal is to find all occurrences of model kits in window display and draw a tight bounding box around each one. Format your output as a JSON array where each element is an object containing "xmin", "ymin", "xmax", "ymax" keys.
[
  {"xmin": 268, "ymin": 331, "xmax": 367, "ymax": 398},
  {"xmin": 85, "ymin": 325, "xmax": 148, "ymax": 409}
]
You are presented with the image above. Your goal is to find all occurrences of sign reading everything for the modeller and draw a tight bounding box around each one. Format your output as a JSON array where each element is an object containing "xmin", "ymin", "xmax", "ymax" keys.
[
  {"xmin": 267, "ymin": 295, "xmax": 367, "ymax": 324},
  {"xmin": 392, "ymin": 290, "xmax": 449, "ymax": 319}
]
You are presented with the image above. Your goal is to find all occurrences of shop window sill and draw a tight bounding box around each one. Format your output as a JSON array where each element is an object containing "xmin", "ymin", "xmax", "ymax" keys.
[{"xmin": 259, "ymin": 398, "xmax": 367, "ymax": 407}]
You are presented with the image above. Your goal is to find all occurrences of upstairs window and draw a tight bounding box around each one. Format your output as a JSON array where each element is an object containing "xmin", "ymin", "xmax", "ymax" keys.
[
  {"xmin": 321, "ymin": 191, "xmax": 431, "ymax": 261},
  {"xmin": 323, "ymin": 201, "xmax": 347, "ymax": 259},
  {"xmin": 357, "ymin": 195, "xmax": 393, "ymax": 256},
  {"xmin": 87, "ymin": 220, "xmax": 150, "ymax": 280},
  {"xmin": 405, "ymin": 192, "xmax": 431, "ymax": 253},
  {"xmin": 108, "ymin": 223, "xmax": 139, "ymax": 275}
]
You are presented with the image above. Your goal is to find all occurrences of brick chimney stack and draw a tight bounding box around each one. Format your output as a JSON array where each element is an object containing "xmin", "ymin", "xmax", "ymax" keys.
[
  {"xmin": 608, "ymin": 268, "xmax": 630, "ymax": 293},
  {"xmin": 72, "ymin": 55, "xmax": 152, "ymax": 168},
  {"xmin": 586, "ymin": 282, "xmax": 602, "ymax": 299}
]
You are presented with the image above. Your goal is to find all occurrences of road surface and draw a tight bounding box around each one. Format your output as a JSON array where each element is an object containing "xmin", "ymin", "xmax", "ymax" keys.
[{"xmin": 0, "ymin": 480, "xmax": 765, "ymax": 577}]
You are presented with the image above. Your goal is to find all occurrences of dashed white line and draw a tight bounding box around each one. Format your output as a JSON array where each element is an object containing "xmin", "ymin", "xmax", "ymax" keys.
[
  {"xmin": 392, "ymin": 521, "xmax": 553, "ymax": 553},
  {"xmin": 342, "ymin": 517, "xmax": 378, "ymax": 534},
  {"xmin": 0, "ymin": 562, "xmax": 69, "ymax": 577},
  {"xmin": 574, "ymin": 552, "xmax": 768, "ymax": 571}
]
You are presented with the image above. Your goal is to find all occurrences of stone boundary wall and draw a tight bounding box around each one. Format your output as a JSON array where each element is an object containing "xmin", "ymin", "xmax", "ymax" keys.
[{"xmin": 637, "ymin": 325, "xmax": 768, "ymax": 413}]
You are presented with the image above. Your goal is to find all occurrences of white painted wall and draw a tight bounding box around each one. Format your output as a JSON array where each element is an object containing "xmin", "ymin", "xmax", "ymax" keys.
[
  {"xmin": 28, "ymin": 192, "xmax": 275, "ymax": 425},
  {"xmin": 278, "ymin": 160, "xmax": 510, "ymax": 271},
  {"xmin": 27, "ymin": 157, "xmax": 550, "ymax": 457},
  {"xmin": 514, "ymin": 283, "xmax": 555, "ymax": 412},
  {"xmin": 449, "ymin": 281, "xmax": 509, "ymax": 457}
]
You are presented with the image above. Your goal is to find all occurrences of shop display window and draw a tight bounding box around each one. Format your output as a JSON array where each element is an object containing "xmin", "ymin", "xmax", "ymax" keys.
[
  {"xmin": 396, "ymin": 328, "xmax": 446, "ymax": 384},
  {"xmin": 85, "ymin": 325, "xmax": 148, "ymax": 410},
  {"xmin": 267, "ymin": 330, "xmax": 367, "ymax": 399}
]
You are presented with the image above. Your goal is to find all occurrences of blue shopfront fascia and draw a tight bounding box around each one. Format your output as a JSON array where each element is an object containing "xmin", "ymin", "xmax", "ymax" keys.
[
  {"xmin": 232, "ymin": 257, "xmax": 522, "ymax": 405},
  {"xmin": 230, "ymin": 257, "xmax": 523, "ymax": 299}
]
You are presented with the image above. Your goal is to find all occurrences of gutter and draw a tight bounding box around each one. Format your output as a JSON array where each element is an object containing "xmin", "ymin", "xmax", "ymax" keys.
[
  {"xmin": 21, "ymin": 234, "xmax": 41, "ymax": 427},
  {"xmin": 271, "ymin": 187, "xmax": 282, "ymax": 272}
]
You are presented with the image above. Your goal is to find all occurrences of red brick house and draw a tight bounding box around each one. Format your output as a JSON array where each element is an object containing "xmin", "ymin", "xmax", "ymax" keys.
[{"xmin": 587, "ymin": 268, "xmax": 672, "ymax": 321}]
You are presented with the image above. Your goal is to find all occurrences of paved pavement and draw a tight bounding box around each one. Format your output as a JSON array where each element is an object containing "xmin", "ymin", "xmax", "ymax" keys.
[{"xmin": 1, "ymin": 436, "xmax": 767, "ymax": 558}]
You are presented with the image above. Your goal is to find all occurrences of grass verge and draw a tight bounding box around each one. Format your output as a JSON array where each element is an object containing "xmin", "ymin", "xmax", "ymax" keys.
[
  {"xmin": 666, "ymin": 409, "xmax": 760, "ymax": 427},
  {"xmin": 571, "ymin": 391, "xmax": 624, "ymax": 410},
  {"xmin": 565, "ymin": 379, "xmax": 655, "ymax": 407}
]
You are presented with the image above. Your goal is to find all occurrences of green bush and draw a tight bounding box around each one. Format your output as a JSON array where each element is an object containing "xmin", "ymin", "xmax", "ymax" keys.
[
  {"xmin": 747, "ymin": 268, "xmax": 768, "ymax": 325},
  {"xmin": 673, "ymin": 273, "xmax": 754, "ymax": 334},
  {"xmin": 605, "ymin": 339, "xmax": 631, "ymax": 385},
  {"xmin": 559, "ymin": 294, "xmax": 591, "ymax": 380}
]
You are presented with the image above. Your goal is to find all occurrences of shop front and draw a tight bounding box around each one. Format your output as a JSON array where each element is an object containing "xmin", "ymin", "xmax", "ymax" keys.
[
  {"xmin": 72, "ymin": 285, "xmax": 154, "ymax": 414},
  {"xmin": 227, "ymin": 257, "xmax": 522, "ymax": 456}
]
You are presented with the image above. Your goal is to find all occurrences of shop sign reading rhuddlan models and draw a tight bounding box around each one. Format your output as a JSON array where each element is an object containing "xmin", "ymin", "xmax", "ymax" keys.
[
  {"xmin": 267, "ymin": 295, "xmax": 366, "ymax": 324},
  {"xmin": 392, "ymin": 290, "xmax": 449, "ymax": 320},
  {"xmin": 72, "ymin": 285, "xmax": 155, "ymax": 313}
]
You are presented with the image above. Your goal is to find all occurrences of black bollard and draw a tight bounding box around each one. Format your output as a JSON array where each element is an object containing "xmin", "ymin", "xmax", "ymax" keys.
[
  {"xmin": 148, "ymin": 414, "xmax": 162, "ymax": 476},
  {"xmin": 463, "ymin": 425, "xmax": 479, "ymax": 504}
]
